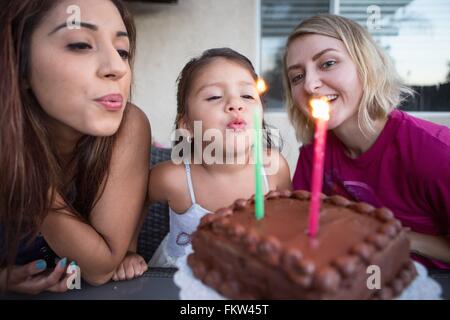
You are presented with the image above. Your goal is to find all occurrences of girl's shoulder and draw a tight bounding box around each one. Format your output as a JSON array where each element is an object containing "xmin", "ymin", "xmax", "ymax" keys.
[
  {"xmin": 151, "ymin": 160, "xmax": 185, "ymax": 180},
  {"xmin": 149, "ymin": 160, "xmax": 188, "ymax": 198},
  {"xmin": 263, "ymin": 148, "xmax": 289, "ymax": 169},
  {"xmin": 149, "ymin": 160, "xmax": 198, "ymax": 211},
  {"xmin": 263, "ymin": 149, "xmax": 292, "ymax": 190}
]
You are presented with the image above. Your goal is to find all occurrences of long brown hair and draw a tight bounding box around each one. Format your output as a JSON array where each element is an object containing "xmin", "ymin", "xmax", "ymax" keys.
[{"xmin": 0, "ymin": 0, "xmax": 136, "ymax": 269}]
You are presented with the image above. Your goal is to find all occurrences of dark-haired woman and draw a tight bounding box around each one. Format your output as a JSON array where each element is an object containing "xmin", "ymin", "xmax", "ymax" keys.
[{"xmin": 0, "ymin": 0, "xmax": 150, "ymax": 293}]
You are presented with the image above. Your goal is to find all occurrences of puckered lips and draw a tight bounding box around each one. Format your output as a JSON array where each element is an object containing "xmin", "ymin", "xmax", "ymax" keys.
[
  {"xmin": 95, "ymin": 93, "xmax": 123, "ymax": 111},
  {"xmin": 226, "ymin": 118, "xmax": 247, "ymax": 132}
]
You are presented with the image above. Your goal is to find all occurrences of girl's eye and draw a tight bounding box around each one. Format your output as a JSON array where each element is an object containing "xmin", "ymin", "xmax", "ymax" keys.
[
  {"xmin": 242, "ymin": 95, "xmax": 254, "ymax": 100},
  {"xmin": 206, "ymin": 96, "xmax": 221, "ymax": 101},
  {"xmin": 291, "ymin": 73, "xmax": 304, "ymax": 84},
  {"xmin": 67, "ymin": 42, "xmax": 92, "ymax": 51},
  {"xmin": 321, "ymin": 60, "xmax": 336, "ymax": 69},
  {"xmin": 117, "ymin": 49, "xmax": 130, "ymax": 60}
]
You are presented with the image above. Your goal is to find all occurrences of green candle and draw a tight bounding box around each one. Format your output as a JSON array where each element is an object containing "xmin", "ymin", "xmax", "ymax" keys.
[{"xmin": 253, "ymin": 109, "xmax": 264, "ymax": 220}]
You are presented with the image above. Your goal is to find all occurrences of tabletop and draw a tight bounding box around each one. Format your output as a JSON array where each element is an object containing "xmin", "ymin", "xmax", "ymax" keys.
[
  {"xmin": 2, "ymin": 267, "xmax": 449, "ymax": 300},
  {"xmin": 2, "ymin": 268, "xmax": 179, "ymax": 300}
]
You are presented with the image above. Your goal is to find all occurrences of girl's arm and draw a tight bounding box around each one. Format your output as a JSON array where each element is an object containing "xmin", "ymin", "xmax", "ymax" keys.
[
  {"xmin": 147, "ymin": 160, "xmax": 180, "ymax": 203},
  {"xmin": 408, "ymin": 231, "xmax": 450, "ymax": 264},
  {"xmin": 41, "ymin": 104, "xmax": 151, "ymax": 286}
]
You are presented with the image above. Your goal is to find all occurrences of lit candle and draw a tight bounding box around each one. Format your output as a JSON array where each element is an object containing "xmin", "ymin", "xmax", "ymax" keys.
[
  {"xmin": 253, "ymin": 108, "xmax": 264, "ymax": 220},
  {"xmin": 256, "ymin": 78, "xmax": 267, "ymax": 95},
  {"xmin": 308, "ymin": 97, "xmax": 330, "ymax": 237}
]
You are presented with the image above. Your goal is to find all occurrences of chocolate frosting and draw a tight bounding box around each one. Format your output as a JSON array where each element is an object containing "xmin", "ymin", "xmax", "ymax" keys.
[{"xmin": 189, "ymin": 190, "xmax": 416, "ymax": 299}]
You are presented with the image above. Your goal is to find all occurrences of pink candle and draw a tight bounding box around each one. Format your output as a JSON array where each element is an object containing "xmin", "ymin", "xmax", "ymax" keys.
[{"xmin": 308, "ymin": 98, "xmax": 330, "ymax": 237}]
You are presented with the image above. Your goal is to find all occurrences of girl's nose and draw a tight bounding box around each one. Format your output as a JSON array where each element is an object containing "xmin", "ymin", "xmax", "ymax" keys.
[
  {"xmin": 226, "ymin": 104, "xmax": 244, "ymax": 112},
  {"xmin": 225, "ymin": 97, "xmax": 244, "ymax": 112}
]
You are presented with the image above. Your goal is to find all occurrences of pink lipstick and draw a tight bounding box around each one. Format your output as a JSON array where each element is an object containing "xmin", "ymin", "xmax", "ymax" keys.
[{"xmin": 95, "ymin": 94, "xmax": 123, "ymax": 111}]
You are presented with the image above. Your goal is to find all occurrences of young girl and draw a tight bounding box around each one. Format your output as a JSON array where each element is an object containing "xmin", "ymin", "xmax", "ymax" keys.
[
  {"xmin": 283, "ymin": 14, "xmax": 450, "ymax": 268},
  {"xmin": 0, "ymin": 0, "xmax": 149, "ymax": 293},
  {"xmin": 147, "ymin": 48, "xmax": 291, "ymax": 267}
]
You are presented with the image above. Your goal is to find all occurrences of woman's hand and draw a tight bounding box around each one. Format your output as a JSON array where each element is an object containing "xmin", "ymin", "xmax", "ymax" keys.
[
  {"xmin": 0, "ymin": 258, "xmax": 71, "ymax": 294},
  {"xmin": 407, "ymin": 230, "xmax": 450, "ymax": 264},
  {"xmin": 112, "ymin": 252, "xmax": 148, "ymax": 281}
]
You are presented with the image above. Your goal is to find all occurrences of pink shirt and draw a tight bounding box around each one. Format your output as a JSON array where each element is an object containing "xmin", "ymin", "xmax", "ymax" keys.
[{"xmin": 293, "ymin": 110, "xmax": 450, "ymax": 269}]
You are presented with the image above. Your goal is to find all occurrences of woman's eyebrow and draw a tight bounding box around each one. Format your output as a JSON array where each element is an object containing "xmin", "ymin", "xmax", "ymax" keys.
[
  {"xmin": 287, "ymin": 63, "xmax": 303, "ymax": 72},
  {"xmin": 287, "ymin": 48, "xmax": 339, "ymax": 72},
  {"xmin": 312, "ymin": 48, "xmax": 338, "ymax": 61},
  {"xmin": 48, "ymin": 21, "xmax": 98, "ymax": 35},
  {"xmin": 48, "ymin": 21, "xmax": 128, "ymax": 38}
]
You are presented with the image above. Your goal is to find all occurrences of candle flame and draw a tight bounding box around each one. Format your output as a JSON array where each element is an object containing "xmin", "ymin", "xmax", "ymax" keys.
[
  {"xmin": 310, "ymin": 97, "xmax": 330, "ymax": 121},
  {"xmin": 256, "ymin": 78, "xmax": 267, "ymax": 95}
]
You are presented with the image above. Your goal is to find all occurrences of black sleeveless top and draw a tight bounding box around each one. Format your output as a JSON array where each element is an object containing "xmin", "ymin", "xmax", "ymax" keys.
[{"xmin": 0, "ymin": 229, "xmax": 59, "ymax": 268}]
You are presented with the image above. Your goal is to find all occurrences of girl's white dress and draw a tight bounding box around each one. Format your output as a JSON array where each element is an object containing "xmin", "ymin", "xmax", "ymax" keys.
[{"xmin": 148, "ymin": 162, "xmax": 269, "ymax": 268}]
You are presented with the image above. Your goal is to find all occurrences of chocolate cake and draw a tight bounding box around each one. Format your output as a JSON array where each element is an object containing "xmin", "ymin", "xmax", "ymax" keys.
[{"xmin": 188, "ymin": 190, "xmax": 417, "ymax": 299}]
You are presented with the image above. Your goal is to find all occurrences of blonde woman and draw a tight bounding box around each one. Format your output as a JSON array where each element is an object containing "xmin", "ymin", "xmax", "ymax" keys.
[{"xmin": 283, "ymin": 14, "xmax": 450, "ymax": 268}]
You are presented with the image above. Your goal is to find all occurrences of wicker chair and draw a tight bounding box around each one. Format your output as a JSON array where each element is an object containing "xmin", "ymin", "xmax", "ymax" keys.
[{"xmin": 137, "ymin": 147, "xmax": 172, "ymax": 262}]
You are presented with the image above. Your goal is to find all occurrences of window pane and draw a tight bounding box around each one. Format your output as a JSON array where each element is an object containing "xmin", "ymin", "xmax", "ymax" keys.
[
  {"xmin": 261, "ymin": 0, "xmax": 450, "ymax": 112},
  {"xmin": 261, "ymin": 0, "xmax": 330, "ymax": 110},
  {"xmin": 340, "ymin": 0, "xmax": 450, "ymax": 111}
]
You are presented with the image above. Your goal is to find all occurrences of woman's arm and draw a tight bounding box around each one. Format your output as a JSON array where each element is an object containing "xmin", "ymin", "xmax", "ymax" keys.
[
  {"xmin": 41, "ymin": 104, "xmax": 151, "ymax": 286},
  {"xmin": 410, "ymin": 145, "xmax": 450, "ymax": 264},
  {"xmin": 408, "ymin": 231, "xmax": 450, "ymax": 264},
  {"xmin": 292, "ymin": 145, "xmax": 313, "ymax": 191}
]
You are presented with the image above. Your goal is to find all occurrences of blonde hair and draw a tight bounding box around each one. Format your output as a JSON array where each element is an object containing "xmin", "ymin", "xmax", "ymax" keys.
[{"xmin": 282, "ymin": 14, "xmax": 413, "ymax": 143}]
